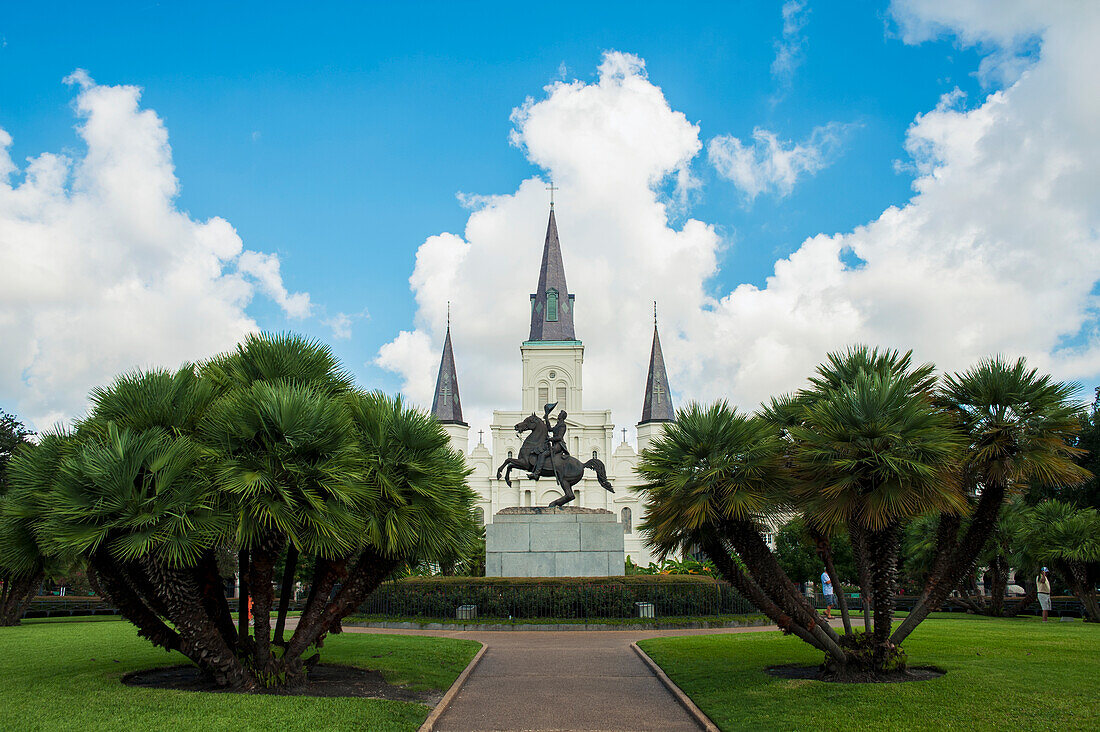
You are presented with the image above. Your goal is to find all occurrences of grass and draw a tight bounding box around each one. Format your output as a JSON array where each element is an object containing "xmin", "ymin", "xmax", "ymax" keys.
[
  {"xmin": 0, "ymin": 617, "xmax": 481, "ymax": 732},
  {"xmin": 639, "ymin": 615, "xmax": 1100, "ymax": 731}
]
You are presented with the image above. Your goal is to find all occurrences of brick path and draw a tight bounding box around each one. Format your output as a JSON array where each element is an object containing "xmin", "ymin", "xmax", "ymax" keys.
[{"xmin": 321, "ymin": 623, "xmax": 821, "ymax": 731}]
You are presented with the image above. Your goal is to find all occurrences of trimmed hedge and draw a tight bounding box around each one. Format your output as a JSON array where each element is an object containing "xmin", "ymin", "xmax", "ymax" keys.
[{"xmin": 358, "ymin": 575, "xmax": 755, "ymax": 619}]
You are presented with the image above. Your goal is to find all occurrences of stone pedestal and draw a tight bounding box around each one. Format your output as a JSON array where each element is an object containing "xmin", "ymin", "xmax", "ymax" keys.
[{"xmin": 485, "ymin": 507, "xmax": 625, "ymax": 577}]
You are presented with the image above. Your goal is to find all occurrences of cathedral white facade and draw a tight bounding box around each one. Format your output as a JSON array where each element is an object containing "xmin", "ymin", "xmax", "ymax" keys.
[{"xmin": 430, "ymin": 206, "xmax": 677, "ymax": 567}]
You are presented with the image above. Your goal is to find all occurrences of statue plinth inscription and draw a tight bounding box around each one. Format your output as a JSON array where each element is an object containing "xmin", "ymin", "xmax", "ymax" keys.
[{"xmin": 486, "ymin": 507, "xmax": 625, "ymax": 577}]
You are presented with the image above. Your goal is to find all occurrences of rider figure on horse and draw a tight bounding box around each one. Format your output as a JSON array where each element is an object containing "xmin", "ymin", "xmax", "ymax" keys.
[{"xmin": 528, "ymin": 402, "xmax": 569, "ymax": 480}]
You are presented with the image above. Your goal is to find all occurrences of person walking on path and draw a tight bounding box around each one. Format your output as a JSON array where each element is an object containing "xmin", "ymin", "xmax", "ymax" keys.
[
  {"xmin": 1037, "ymin": 567, "xmax": 1052, "ymax": 622},
  {"xmin": 821, "ymin": 570, "xmax": 835, "ymax": 620}
]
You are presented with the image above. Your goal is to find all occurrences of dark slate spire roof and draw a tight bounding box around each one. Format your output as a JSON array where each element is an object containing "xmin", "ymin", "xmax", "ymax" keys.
[
  {"xmin": 431, "ymin": 324, "xmax": 467, "ymax": 425},
  {"xmin": 639, "ymin": 320, "xmax": 675, "ymax": 424},
  {"xmin": 528, "ymin": 208, "xmax": 577, "ymax": 342}
]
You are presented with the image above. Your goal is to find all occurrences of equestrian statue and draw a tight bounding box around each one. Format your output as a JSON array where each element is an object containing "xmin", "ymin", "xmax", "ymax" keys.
[{"xmin": 495, "ymin": 402, "xmax": 614, "ymax": 507}]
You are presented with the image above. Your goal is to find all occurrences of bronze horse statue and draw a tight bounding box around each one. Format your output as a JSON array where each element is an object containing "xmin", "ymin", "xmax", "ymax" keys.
[{"xmin": 495, "ymin": 414, "xmax": 614, "ymax": 507}]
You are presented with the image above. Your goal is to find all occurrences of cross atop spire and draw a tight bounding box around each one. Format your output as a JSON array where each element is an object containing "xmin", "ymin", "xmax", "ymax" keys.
[
  {"xmin": 639, "ymin": 311, "xmax": 675, "ymax": 425},
  {"xmin": 528, "ymin": 207, "xmax": 577, "ymax": 342},
  {"xmin": 431, "ymin": 309, "xmax": 467, "ymax": 425},
  {"xmin": 546, "ymin": 180, "xmax": 558, "ymax": 209}
]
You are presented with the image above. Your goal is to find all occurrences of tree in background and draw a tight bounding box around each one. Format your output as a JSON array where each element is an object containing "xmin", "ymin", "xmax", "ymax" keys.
[
  {"xmin": 1020, "ymin": 500, "xmax": 1100, "ymax": 621},
  {"xmin": 0, "ymin": 334, "xmax": 478, "ymax": 688},
  {"xmin": 948, "ymin": 498, "xmax": 1040, "ymax": 617},
  {"xmin": 0, "ymin": 410, "xmax": 46, "ymax": 625},
  {"xmin": 890, "ymin": 358, "xmax": 1087, "ymax": 644},
  {"xmin": 773, "ymin": 517, "xmax": 856, "ymax": 587}
]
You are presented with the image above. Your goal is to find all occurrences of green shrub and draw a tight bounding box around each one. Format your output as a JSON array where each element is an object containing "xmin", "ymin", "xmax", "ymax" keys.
[{"xmin": 358, "ymin": 575, "xmax": 754, "ymax": 619}]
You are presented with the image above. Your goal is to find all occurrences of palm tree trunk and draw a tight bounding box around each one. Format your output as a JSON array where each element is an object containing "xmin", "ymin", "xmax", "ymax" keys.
[
  {"xmin": 867, "ymin": 524, "xmax": 901, "ymax": 671},
  {"xmin": 727, "ymin": 521, "xmax": 842, "ymax": 642},
  {"xmin": 273, "ymin": 544, "xmax": 299, "ymax": 646},
  {"xmin": 892, "ymin": 482, "xmax": 1005, "ymax": 646},
  {"xmin": 196, "ymin": 552, "xmax": 237, "ymax": 650},
  {"xmin": 702, "ymin": 537, "xmax": 835, "ymax": 655},
  {"xmin": 248, "ymin": 536, "xmax": 284, "ymax": 673},
  {"xmin": 314, "ymin": 547, "xmax": 398, "ymax": 637},
  {"xmin": 989, "ymin": 555, "xmax": 1008, "ymax": 616},
  {"xmin": 283, "ymin": 557, "xmax": 347, "ymax": 663},
  {"xmin": 237, "ymin": 548, "xmax": 250, "ymax": 644},
  {"xmin": 722, "ymin": 522, "xmax": 847, "ymax": 659},
  {"xmin": 1004, "ymin": 579, "xmax": 1037, "ymax": 618},
  {"xmin": 1060, "ymin": 560, "xmax": 1100, "ymax": 622},
  {"xmin": 849, "ymin": 523, "xmax": 873, "ymax": 633},
  {"xmin": 0, "ymin": 571, "xmax": 41, "ymax": 626},
  {"xmin": 143, "ymin": 558, "xmax": 254, "ymax": 689},
  {"xmin": 90, "ymin": 557, "xmax": 180, "ymax": 652}
]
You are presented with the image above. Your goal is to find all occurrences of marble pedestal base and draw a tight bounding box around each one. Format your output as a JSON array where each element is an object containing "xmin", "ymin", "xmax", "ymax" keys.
[{"xmin": 485, "ymin": 507, "xmax": 626, "ymax": 577}]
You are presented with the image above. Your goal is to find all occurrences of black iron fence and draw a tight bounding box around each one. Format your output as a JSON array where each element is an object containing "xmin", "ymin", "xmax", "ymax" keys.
[
  {"xmin": 356, "ymin": 576, "xmax": 755, "ymax": 619},
  {"xmin": 808, "ymin": 592, "xmax": 1085, "ymax": 618}
]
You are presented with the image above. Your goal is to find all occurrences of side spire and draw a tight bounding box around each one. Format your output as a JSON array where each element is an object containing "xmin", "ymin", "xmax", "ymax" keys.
[
  {"xmin": 639, "ymin": 302, "xmax": 674, "ymax": 424},
  {"xmin": 528, "ymin": 205, "xmax": 577, "ymax": 341},
  {"xmin": 431, "ymin": 309, "xmax": 466, "ymax": 425}
]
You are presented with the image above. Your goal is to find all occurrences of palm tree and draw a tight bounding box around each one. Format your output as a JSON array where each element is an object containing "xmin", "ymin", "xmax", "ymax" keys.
[
  {"xmin": 0, "ymin": 433, "xmax": 69, "ymax": 626},
  {"xmin": 1021, "ymin": 500, "xmax": 1100, "ymax": 622},
  {"xmin": 0, "ymin": 333, "xmax": 478, "ymax": 690},
  {"xmin": 637, "ymin": 401, "xmax": 850, "ymax": 664},
  {"xmin": 891, "ymin": 357, "xmax": 1088, "ymax": 644},
  {"xmin": 787, "ymin": 351, "xmax": 965, "ymax": 671},
  {"xmin": 283, "ymin": 390, "xmax": 476, "ymax": 668}
]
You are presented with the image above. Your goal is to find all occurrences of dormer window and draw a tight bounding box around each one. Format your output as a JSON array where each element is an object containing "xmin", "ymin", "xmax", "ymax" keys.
[{"xmin": 546, "ymin": 288, "xmax": 559, "ymax": 322}]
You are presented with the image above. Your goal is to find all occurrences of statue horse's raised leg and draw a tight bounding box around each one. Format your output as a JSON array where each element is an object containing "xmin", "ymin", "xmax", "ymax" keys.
[{"xmin": 496, "ymin": 458, "xmax": 527, "ymax": 488}]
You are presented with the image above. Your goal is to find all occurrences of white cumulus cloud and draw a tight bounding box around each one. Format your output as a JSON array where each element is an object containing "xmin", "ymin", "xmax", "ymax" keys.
[
  {"xmin": 381, "ymin": 0, "xmax": 1100, "ymax": 443},
  {"xmin": 0, "ymin": 71, "xmax": 311, "ymax": 428},
  {"xmin": 708, "ymin": 123, "xmax": 848, "ymax": 201}
]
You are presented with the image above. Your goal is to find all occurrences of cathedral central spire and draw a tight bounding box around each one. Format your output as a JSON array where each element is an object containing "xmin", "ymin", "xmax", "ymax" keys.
[{"xmin": 528, "ymin": 206, "xmax": 577, "ymax": 342}]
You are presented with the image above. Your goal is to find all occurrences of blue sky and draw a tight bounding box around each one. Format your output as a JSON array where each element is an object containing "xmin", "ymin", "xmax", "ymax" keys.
[{"xmin": 2, "ymin": 1, "xmax": 1095, "ymax": 432}]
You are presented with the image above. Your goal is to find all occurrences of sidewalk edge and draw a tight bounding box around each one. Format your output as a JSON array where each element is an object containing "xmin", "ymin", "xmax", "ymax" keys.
[
  {"xmin": 418, "ymin": 642, "xmax": 487, "ymax": 732},
  {"xmin": 631, "ymin": 641, "xmax": 719, "ymax": 732}
]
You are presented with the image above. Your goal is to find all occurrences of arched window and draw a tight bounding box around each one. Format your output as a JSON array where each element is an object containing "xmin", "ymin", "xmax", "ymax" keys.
[
  {"xmin": 621, "ymin": 507, "xmax": 632, "ymax": 534},
  {"xmin": 538, "ymin": 384, "xmax": 549, "ymax": 406},
  {"xmin": 556, "ymin": 385, "xmax": 567, "ymax": 408},
  {"xmin": 546, "ymin": 288, "xmax": 559, "ymax": 321},
  {"xmin": 474, "ymin": 507, "xmax": 485, "ymax": 525},
  {"xmin": 592, "ymin": 449, "xmax": 598, "ymax": 460},
  {"xmin": 507, "ymin": 450, "xmax": 513, "ymax": 459},
  {"xmin": 524, "ymin": 490, "xmax": 533, "ymax": 507}
]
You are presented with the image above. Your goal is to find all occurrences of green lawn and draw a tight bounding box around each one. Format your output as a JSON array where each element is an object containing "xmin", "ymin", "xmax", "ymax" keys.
[
  {"xmin": 639, "ymin": 616, "xmax": 1100, "ymax": 731},
  {"xmin": 1, "ymin": 618, "xmax": 480, "ymax": 732}
]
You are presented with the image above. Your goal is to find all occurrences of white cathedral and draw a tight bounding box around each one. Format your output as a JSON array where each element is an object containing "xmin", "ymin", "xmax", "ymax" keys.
[{"xmin": 428, "ymin": 205, "xmax": 676, "ymax": 567}]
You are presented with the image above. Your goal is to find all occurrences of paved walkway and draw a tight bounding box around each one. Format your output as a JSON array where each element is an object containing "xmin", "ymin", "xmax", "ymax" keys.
[
  {"xmin": 434, "ymin": 629, "xmax": 699, "ymax": 732},
  {"xmin": 327, "ymin": 623, "xmax": 822, "ymax": 732}
]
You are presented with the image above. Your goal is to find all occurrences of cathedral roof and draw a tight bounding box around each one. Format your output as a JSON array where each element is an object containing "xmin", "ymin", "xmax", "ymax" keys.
[
  {"xmin": 528, "ymin": 208, "xmax": 577, "ymax": 342},
  {"xmin": 431, "ymin": 325, "xmax": 467, "ymax": 425},
  {"xmin": 639, "ymin": 322, "xmax": 675, "ymax": 424}
]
